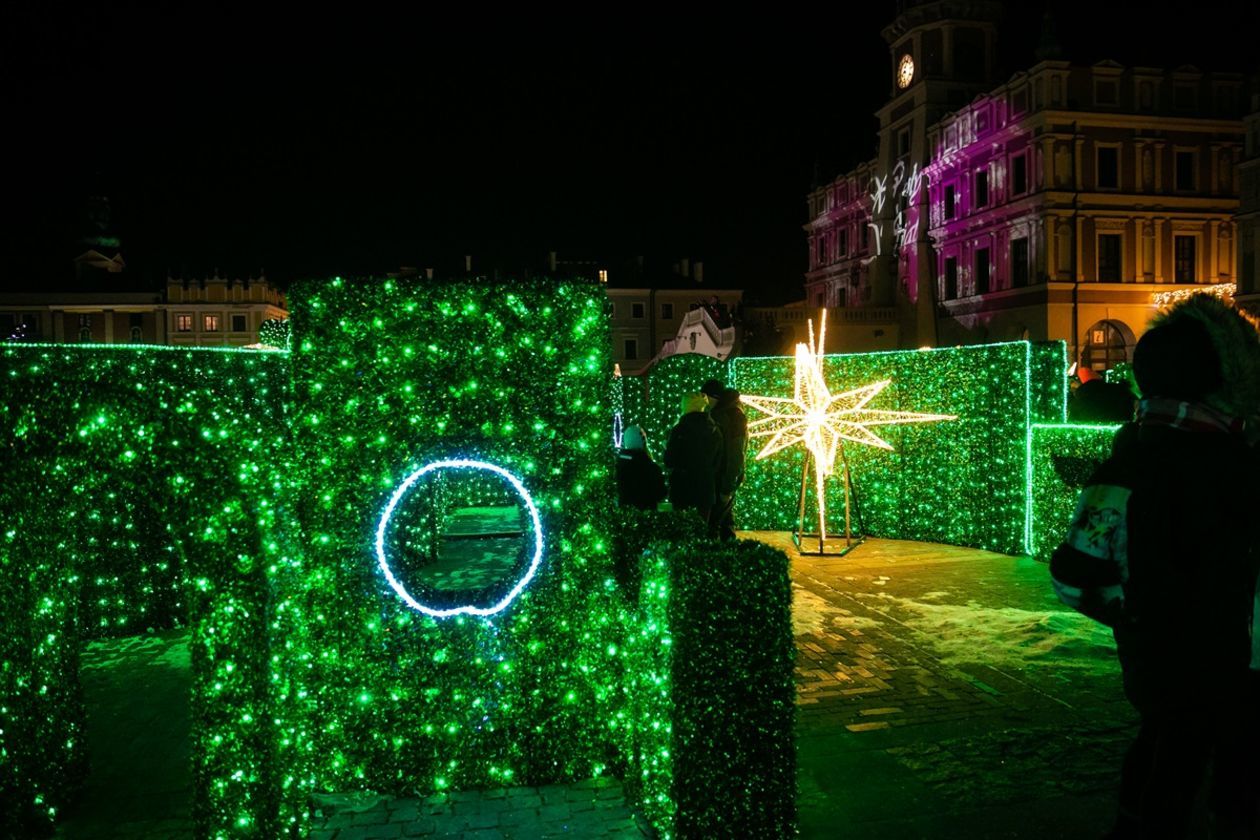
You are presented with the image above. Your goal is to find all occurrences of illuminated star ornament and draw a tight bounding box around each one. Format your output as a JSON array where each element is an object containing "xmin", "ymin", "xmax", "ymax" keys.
[{"xmin": 740, "ymin": 310, "xmax": 955, "ymax": 540}]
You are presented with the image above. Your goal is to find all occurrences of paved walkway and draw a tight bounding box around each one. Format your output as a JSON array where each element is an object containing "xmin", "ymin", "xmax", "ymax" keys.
[
  {"xmin": 759, "ymin": 533, "xmax": 1159, "ymax": 839},
  {"xmin": 60, "ymin": 534, "xmax": 1206, "ymax": 839}
]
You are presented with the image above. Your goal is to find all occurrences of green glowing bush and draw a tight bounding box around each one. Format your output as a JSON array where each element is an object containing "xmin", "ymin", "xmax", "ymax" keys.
[
  {"xmin": 732, "ymin": 342, "xmax": 1037, "ymax": 554},
  {"xmin": 277, "ymin": 277, "xmax": 623, "ymax": 803},
  {"xmin": 614, "ymin": 510, "xmax": 796, "ymax": 839},
  {"xmin": 1029, "ymin": 423, "xmax": 1120, "ymax": 563},
  {"xmin": 0, "ymin": 344, "xmax": 290, "ymax": 838}
]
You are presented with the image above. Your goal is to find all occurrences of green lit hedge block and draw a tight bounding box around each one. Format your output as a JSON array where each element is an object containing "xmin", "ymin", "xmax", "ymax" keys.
[
  {"xmin": 0, "ymin": 344, "xmax": 290, "ymax": 838},
  {"xmin": 1028, "ymin": 423, "xmax": 1120, "ymax": 563},
  {"xmin": 732, "ymin": 342, "xmax": 1036, "ymax": 555},
  {"xmin": 281, "ymin": 278, "xmax": 621, "ymax": 800},
  {"xmin": 614, "ymin": 511, "xmax": 795, "ymax": 839},
  {"xmin": 1029, "ymin": 341, "xmax": 1068, "ymax": 424}
]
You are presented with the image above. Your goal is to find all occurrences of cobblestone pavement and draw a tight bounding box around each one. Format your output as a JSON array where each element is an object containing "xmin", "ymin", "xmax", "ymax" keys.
[
  {"xmin": 60, "ymin": 534, "xmax": 1205, "ymax": 839},
  {"xmin": 748, "ymin": 533, "xmax": 1181, "ymax": 839}
]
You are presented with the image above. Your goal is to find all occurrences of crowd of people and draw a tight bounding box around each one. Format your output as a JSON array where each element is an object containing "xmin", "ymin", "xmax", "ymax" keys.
[{"xmin": 615, "ymin": 377, "xmax": 747, "ymax": 540}]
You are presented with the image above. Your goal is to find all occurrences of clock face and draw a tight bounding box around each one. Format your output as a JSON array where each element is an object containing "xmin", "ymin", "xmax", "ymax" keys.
[{"xmin": 897, "ymin": 54, "xmax": 915, "ymax": 90}]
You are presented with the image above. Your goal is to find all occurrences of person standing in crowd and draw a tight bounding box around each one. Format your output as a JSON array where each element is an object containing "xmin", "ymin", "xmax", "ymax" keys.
[
  {"xmin": 700, "ymin": 378, "xmax": 748, "ymax": 540},
  {"xmin": 664, "ymin": 392, "xmax": 723, "ymax": 522},
  {"xmin": 1051, "ymin": 296, "xmax": 1260, "ymax": 838},
  {"xmin": 615, "ymin": 425, "xmax": 666, "ymax": 511}
]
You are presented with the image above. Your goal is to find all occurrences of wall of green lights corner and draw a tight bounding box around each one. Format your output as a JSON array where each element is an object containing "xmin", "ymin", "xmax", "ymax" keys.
[
  {"xmin": 2, "ymin": 289, "xmax": 1103, "ymax": 839},
  {"xmin": 621, "ymin": 341, "xmax": 1072, "ymax": 556}
]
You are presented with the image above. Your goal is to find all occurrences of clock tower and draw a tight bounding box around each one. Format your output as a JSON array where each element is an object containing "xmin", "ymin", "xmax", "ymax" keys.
[{"xmin": 869, "ymin": 0, "xmax": 1001, "ymax": 345}]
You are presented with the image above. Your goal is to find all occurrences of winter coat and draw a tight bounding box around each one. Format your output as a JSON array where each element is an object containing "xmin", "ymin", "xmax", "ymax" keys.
[
  {"xmin": 1051, "ymin": 419, "xmax": 1260, "ymax": 711},
  {"xmin": 616, "ymin": 449, "xmax": 666, "ymax": 511},
  {"xmin": 663, "ymin": 411, "xmax": 723, "ymax": 512},
  {"xmin": 709, "ymin": 389, "xmax": 748, "ymax": 495}
]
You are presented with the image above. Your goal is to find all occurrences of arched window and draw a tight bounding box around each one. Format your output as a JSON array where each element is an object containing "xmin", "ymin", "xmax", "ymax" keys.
[{"xmin": 1082, "ymin": 320, "xmax": 1129, "ymax": 372}]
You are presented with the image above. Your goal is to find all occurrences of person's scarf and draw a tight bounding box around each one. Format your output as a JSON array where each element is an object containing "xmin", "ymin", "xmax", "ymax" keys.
[{"xmin": 1137, "ymin": 397, "xmax": 1244, "ymax": 435}]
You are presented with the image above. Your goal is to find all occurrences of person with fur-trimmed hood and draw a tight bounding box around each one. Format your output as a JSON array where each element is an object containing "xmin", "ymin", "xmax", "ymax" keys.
[{"xmin": 1051, "ymin": 295, "xmax": 1260, "ymax": 838}]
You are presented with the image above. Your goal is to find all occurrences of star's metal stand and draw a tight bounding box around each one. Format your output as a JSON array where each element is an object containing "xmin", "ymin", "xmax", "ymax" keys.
[{"xmin": 791, "ymin": 442, "xmax": 865, "ymax": 557}]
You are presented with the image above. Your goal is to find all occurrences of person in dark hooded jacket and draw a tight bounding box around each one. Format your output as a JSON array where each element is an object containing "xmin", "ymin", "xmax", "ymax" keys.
[
  {"xmin": 1052, "ymin": 296, "xmax": 1260, "ymax": 838},
  {"xmin": 615, "ymin": 425, "xmax": 666, "ymax": 511},
  {"xmin": 663, "ymin": 392, "xmax": 723, "ymax": 520},
  {"xmin": 701, "ymin": 378, "xmax": 748, "ymax": 540}
]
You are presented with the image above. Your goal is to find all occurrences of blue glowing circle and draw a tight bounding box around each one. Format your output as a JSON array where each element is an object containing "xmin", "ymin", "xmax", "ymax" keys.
[{"xmin": 374, "ymin": 459, "xmax": 543, "ymax": 619}]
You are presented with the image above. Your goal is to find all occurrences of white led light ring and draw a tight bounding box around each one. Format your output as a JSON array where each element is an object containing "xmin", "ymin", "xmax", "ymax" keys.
[{"xmin": 375, "ymin": 459, "xmax": 543, "ymax": 618}]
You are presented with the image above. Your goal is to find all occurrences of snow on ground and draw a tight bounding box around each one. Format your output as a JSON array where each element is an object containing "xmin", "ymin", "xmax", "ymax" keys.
[
  {"xmin": 854, "ymin": 592, "xmax": 1118, "ymax": 671},
  {"xmin": 791, "ymin": 584, "xmax": 881, "ymax": 637}
]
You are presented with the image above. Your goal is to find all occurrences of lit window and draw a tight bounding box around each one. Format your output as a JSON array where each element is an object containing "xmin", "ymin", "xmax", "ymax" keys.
[
  {"xmin": 598, "ymin": 269, "xmax": 608, "ymax": 283},
  {"xmin": 176, "ymin": 314, "xmax": 193, "ymax": 332},
  {"xmin": 203, "ymin": 314, "xmax": 220, "ymax": 332}
]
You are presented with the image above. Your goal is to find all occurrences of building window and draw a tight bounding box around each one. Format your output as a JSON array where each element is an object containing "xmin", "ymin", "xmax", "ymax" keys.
[
  {"xmin": 1012, "ymin": 155, "xmax": 1028, "ymax": 195},
  {"xmin": 661, "ymin": 303, "xmax": 674, "ymax": 320},
  {"xmin": 1094, "ymin": 80, "xmax": 1118, "ymax": 106},
  {"xmin": 631, "ymin": 302, "xmax": 645, "ymax": 319},
  {"xmin": 624, "ymin": 339, "xmax": 638, "ymax": 360},
  {"xmin": 598, "ymin": 269, "xmax": 608, "ymax": 284},
  {"xmin": 1175, "ymin": 151, "xmax": 1196, "ymax": 191},
  {"xmin": 897, "ymin": 127, "xmax": 911, "ymax": 159},
  {"xmin": 1098, "ymin": 234, "xmax": 1122, "ymax": 282},
  {"xmin": 1011, "ymin": 238, "xmax": 1029, "ymax": 288},
  {"xmin": 974, "ymin": 170, "xmax": 988, "ymax": 208},
  {"xmin": 203, "ymin": 314, "xmax": 220, "ymax": 332},
  {"xmin": 1139, "ymin": 80, "xmax": 1154, "ymax": 110},
  {"xmin": 943, "ymin": 256, "xmax": 958, "ymax": 300},
  {"xmin": 78, "ymin": 314, "xmax": 92, "ymax": 328},
  {"xmin": 1174, "ymin": 235, "xmax": 1197, "ymax": 283},
  {"xmin": 944, "ymin": 185, "xmax": 956, "ymax": 219},
  {"xmin": 839, "ymin": 229, "xmax": 848, "ymax": 257},
  {"xmin": 129, "ymin": 326, "xmax": 143, "ymax": 342},
  {"xmin": 176, "ymin": 314, "xmax": 193, "ymax": 332},
  {"xmin": 231, "ymin": 313, "xmax": 248, "ymax": 332},
  {"xmin": 974, "ymin": 248, "xmax": 991, "ymax": 294},
  {"xmin": 1097, "ymin": 147, "xmax": 1119, "ymax": 190},
  {"xmin": 1083, "ymin": 321, "xmax": 1128, "ymax": 372},
  {"xmin": 818, "ymin": 237, "xmax": 828, "ymax": 264}
]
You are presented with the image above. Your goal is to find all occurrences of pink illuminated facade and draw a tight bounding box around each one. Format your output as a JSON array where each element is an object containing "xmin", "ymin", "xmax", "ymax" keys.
[{"xmin": 807, "ymin": 1, "xmax": 1249, "ymax": 369}]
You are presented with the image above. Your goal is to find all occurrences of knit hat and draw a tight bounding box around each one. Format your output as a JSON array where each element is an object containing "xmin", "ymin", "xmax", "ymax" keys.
[
  {"xmin": 621, "ymin": 425, "xmax": 646, "ymax": 451},
  {"xmin": 699, "ymin": 379, "xmax": 725, "ymax": 399}
]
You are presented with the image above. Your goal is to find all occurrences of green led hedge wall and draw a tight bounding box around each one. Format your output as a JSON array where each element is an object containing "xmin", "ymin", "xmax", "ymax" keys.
[
  {"xmin": 612, "ymin": 510, "xmax": 796, "ymax": 839},
  {"xmin": 277, "ymin": 277, "xmax": 624, "ymax": 804},
  {"xmin": 0, "ymin": 344, "xmax": 290, "ymax": 838},
  {"xmin": 730, "ymin": 342, "xmax": 1041, "ymax": 555},
  {"xmin": 1028, "ymin": 423, "xmax": 1119, "ymax": 563},
  {"xmin": 1029, "ymin": 341, "xmax": 1068, "ymax": 424}
]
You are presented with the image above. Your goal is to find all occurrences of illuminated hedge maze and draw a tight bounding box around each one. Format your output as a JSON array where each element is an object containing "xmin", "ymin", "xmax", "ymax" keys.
[
  {"xmin": 0, "ymin": 278, "xmax": 798, "ymax": 840},
  {"xmin": 1, "ymin": 286, "xmax": 1100, "ymax": 840}
]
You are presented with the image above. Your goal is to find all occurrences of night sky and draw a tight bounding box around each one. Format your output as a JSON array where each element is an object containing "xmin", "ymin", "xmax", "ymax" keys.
[{"xmin": 3, "ymin": 2, "xmax": 1256, "ymax": 302}]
